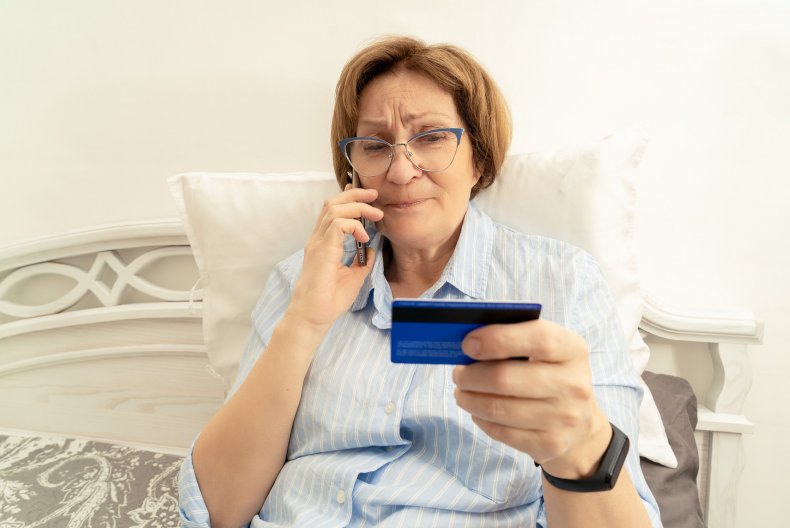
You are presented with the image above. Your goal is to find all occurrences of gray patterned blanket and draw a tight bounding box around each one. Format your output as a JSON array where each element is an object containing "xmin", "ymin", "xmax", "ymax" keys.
[{"xmin": 0, "ymin": 434, "xmax": 181, "ymax": 528}]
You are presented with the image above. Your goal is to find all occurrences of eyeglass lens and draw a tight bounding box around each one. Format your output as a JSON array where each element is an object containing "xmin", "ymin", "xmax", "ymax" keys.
[{"xmin": 345, "ymin": 130, "xmax": 459, "ymax": 178}]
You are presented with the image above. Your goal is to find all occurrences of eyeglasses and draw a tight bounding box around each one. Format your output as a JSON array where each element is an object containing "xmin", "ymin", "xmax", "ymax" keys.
[{"xmin": 339, "ymin": 128, "xmax": 464, "ymax": 178}]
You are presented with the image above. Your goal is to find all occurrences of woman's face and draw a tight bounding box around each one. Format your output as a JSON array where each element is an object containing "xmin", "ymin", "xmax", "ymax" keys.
[{"xmin": 355, "ymin": 69, "xmax": 480, "ymax": 253}]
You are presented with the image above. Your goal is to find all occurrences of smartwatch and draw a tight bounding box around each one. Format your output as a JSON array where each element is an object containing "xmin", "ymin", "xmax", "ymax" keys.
[{"xmin": 540, "ymin": 422, "xmax": 630, "ymax": 492}]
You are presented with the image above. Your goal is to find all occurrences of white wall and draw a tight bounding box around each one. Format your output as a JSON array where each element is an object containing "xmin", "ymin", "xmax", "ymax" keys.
[{"xmin": 2, "ymin": 1, "xmax": 788, "ymax": 525}]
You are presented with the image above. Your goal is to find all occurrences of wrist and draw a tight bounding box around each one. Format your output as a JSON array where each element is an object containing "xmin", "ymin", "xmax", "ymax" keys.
[
  {"xmin": 540, "ymin": 410, "xmax": 612, "ymax": 480},
  {"xmin": 540, "ymin": 422, "xmax": 631, "ymax": 493},
  {"xmin": 281, "ymin": 306, "xmax": 332, "ymax": 334},
  {"xmin": 272, "ymin": 310, "xmax": 332, "ymax": 358}
]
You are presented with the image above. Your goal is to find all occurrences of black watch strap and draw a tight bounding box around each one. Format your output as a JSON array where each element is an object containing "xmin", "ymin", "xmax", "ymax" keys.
[{"xmin": 540, "ymin": 423, "xmax": 630, "ymax": 492}]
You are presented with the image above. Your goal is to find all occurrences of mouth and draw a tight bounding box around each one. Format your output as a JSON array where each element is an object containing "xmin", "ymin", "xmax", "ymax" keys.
[{"xmin": 386, "ymin": 199, "xmax": 428, "ymax": 210}]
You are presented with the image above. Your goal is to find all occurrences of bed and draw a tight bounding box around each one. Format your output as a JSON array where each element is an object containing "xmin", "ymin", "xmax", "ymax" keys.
[{"xmin": 0, "ymin": 132, "xmax": 763, "ymax": 527}]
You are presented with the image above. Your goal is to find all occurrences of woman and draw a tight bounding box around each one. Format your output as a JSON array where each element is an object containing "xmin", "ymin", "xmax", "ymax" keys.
[{"xmin": 179, "ymin": 36, "xmax": 661, "ymax": 527}]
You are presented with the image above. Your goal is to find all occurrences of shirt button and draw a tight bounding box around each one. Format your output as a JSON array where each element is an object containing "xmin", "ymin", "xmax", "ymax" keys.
[
  {"xmin": 336, "ymin": 490, "xmax": 346, "ymax": 504},
  {"xmin": 384, "ymin": 401, "xmax": 395, "ymax": 414}
]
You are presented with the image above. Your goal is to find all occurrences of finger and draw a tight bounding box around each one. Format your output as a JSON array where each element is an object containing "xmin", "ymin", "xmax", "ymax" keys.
[
  {"xmin": 469, "ymin": 416, "xmax": 558, "ymax": 458},
  {"xmin": 316, "ymin": 202, "xmax": 384, "ymax": 238},
  {"xmin": 455, "ymin": 388, "xmax": 583, "ymax": 432},
  {"xmin": 313, "ymin": 188, "xmax": 379, "ymax": 232},
  {"xmin": 452, "ymin": 360, "xmax": 556, "ymax": 398},
  {"xmin": 462, "ymin": 320, "xmax": 585, "ymax": 363},
  {"xmin": 328, "ymin": 187, "xmax": 378, "ymax": 207},
  {"xmin": 311, "ymin": 217, "xmax": 371, "ymax": 250},
  {"xmin": 326, "ymin": 202, "xmax": 384, "ymax": 223}
]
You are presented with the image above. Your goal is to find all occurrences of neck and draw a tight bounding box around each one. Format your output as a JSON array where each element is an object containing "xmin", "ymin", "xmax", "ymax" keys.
[{"xmin": 384, "ymin": 224, "xmax": 462, "ymax": 298}]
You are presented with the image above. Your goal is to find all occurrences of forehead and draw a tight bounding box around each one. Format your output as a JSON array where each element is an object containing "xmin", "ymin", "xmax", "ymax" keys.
[{"xmin": 357, "ymin": 69, "xmax": 459, "ymax": 126}]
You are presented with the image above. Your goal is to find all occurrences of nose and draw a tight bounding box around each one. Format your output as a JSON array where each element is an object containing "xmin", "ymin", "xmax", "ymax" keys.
[{"xmin": 386, "ymin": 143, "xmax": 421, "ymax": 184}]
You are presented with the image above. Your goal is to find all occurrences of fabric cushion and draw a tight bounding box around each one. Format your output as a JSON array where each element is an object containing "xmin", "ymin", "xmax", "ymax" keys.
[
  {"xmin": 168, "ymin": 128, "xmax": 677, "ymax": 467},
  {"xmin": 641, "ymin": 371, "xmax": 704, "ymax": 528},
  {"xmin": 0, "ymin": 433, "xmax": 181, "ymax": 526}
]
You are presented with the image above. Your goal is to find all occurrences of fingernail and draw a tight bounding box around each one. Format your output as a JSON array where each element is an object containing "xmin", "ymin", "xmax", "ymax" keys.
[{"xmin": 463, "ymin": 337, "xmax": 480, "ymax": 357}]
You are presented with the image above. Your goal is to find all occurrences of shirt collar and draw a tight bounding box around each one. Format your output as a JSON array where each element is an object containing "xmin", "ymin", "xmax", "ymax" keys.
[{"xmin": 439, "ymin": 202, "xmax": 493, "ymax": 300}]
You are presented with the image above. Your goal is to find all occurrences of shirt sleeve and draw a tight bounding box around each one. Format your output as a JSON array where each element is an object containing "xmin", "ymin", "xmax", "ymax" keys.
[
  {"xmin": 177, "ymin": 255, "xmax": 300, "ymax": 527},
  {"xmin": 565, "ymin": 251, "xmax": 664, "ymax": 527}
]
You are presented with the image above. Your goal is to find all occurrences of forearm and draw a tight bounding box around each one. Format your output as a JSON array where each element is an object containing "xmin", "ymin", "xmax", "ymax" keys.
[
  {"xmin": 192, "ymin": 313, "xmax": 328, "ymax": 527},
  {"xmin": 543, "ymin": 468, "xmax": 652, "ymax": 528},
  {"xmin": 541, "ymin": 411, "xmax": 651, "ymax": 527},
  {"xmin": 539, "ymin": 407, "xmax": 652, "ymax": 528}
]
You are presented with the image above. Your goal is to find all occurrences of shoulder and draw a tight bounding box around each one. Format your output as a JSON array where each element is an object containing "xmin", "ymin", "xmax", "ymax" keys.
[
  {"xmin": 249, "ymin": 248, "xmax": 304, "ymax": 319},
  {"xmin": 474, "ymin": 207, "xmax": 610, "ymax": 319},
  {"xmin": 273, "ymin": 247, "xmax": 305, "ymax": 282},
  {"xmin": 483, "ymin": 209, "xmax": 598, "ymax": 273}
]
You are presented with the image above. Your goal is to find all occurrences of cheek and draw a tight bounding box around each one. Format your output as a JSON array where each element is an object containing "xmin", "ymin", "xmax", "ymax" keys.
[
  {"xmin": 458, "ymin": 167, "xmax": 480, "ymax": 198},
  {"xmin": 459, "ymin": 147, "xmax": 481, "ymax": 189}
]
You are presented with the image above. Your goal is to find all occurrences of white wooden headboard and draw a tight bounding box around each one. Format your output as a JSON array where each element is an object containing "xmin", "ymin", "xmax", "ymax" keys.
[
  {"xmin": 0, "ymin": 220, "xmax": 763, "ymax": 527},
  {"xmin": 0, "ymin": 220, "xmax": 224, "ymax": 453},
  {"xmin": 640, "ymin": 298, "xmax": 761, "ymax": 526}
]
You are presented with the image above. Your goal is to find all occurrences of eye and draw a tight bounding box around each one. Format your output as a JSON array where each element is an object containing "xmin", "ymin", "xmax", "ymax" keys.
[
  {"xmin": 362, "ymin": 141, "xmax": 389, "ymax": 154},
  {"xmin": 414, "ymin": 131, "xmax": 451, "ymax": 145}
]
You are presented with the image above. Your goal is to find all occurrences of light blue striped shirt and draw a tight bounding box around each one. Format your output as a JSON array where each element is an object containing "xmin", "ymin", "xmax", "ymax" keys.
[{"xmin": 179, "ymin": 203, "xmax": 662, "ymax": 527}]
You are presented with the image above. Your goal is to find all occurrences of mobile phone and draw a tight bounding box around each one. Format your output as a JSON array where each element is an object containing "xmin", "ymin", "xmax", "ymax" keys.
[
  {"xmin": 391, "ymin": 299, "xmax": 542, "ymax": 364},
  {"xmin": 349, "ymin": 171, "xmax": 367, "ymax": 266}
]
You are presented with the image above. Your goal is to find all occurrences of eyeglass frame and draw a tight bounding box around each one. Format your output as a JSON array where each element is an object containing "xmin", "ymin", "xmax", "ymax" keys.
[{"xmin": 338, "ymin": 127, "xmax": 465, "ymax": 178}]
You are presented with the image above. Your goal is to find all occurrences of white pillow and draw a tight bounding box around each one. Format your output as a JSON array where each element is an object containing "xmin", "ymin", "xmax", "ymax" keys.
[
  {"xmin": 168, "ymin": 129, "xmax": 677, "ymax": 468},
  {"xmin": 169, "ymin": 171, "xmax": 338, "ymax": 387}
]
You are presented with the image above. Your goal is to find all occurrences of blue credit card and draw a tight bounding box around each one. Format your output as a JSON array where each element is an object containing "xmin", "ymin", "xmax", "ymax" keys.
[{"xmin": 391, "ymin": 299, "xmax": 542, "ymax": 364}]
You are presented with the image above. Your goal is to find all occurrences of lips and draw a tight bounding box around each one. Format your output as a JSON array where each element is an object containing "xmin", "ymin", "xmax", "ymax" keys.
[{"xmin": 384, "ymin": 198, "xmax": 429, "ymax": 209}]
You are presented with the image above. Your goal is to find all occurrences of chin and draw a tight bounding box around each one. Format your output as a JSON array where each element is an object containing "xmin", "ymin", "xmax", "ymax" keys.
[{"xmin": 381, "ymin": 222, "xmax": 442, "ymax": 249}]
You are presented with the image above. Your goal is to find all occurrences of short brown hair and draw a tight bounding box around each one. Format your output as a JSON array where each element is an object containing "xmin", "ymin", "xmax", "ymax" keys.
[{"xmin": 331, "ymin": 36, "xmax": 512, "ymax": 198}]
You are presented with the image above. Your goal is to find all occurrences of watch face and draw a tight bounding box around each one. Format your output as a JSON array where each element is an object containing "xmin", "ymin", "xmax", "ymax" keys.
[
  {"xmin": 541, "ymin": 423, "xmax": 630, "ymax": 492},
  {"xmin": 604, "ymin": 428, "xmax": 630, "ymax": 489}
]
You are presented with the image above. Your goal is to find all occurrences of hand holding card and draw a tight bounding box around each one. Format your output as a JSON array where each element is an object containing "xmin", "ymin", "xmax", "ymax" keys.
[{"xmin": 391, "ymin": 299, "xmax": 542, "ymax": 364}]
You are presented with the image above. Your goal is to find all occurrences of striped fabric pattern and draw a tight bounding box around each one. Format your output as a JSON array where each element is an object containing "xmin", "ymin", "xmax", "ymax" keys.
[{"xmin": 179, "ymin": 203, "xmax": 662, "ymax": 527}]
